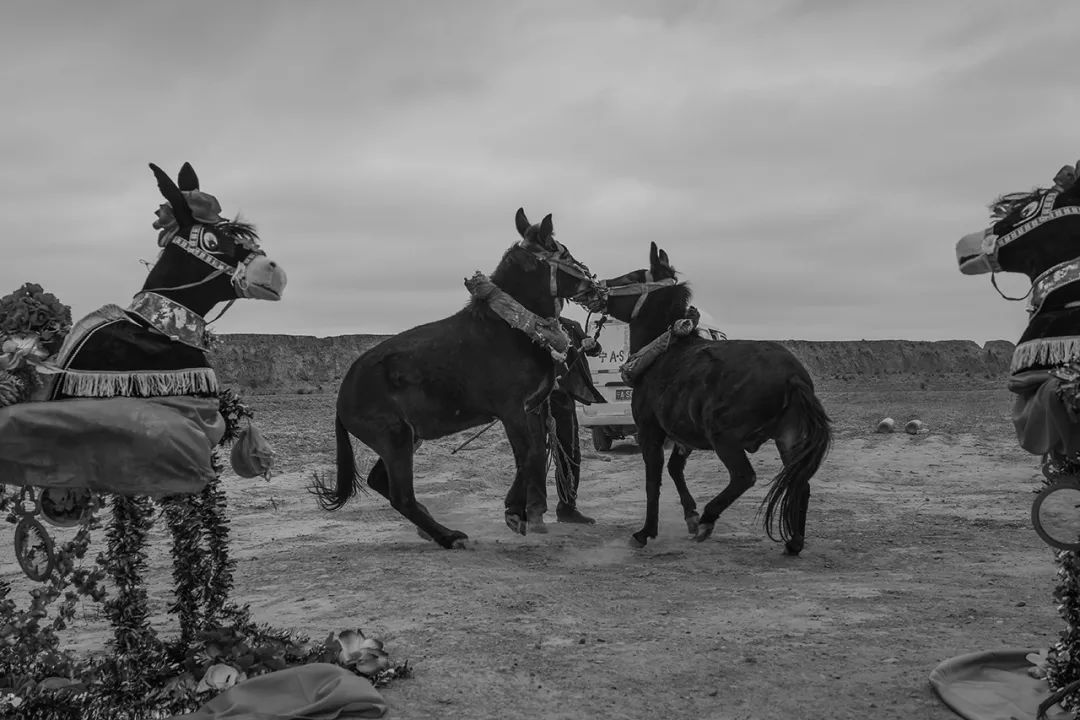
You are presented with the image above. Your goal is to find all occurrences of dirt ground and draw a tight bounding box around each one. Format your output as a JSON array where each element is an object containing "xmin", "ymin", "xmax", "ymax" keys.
[{"xmin": 1, "ymin": 385, "xmax": 1069, "ymax": 720}]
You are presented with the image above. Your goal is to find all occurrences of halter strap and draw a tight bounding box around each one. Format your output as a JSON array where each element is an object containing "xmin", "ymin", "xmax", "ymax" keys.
[
  {"xmin": 983, "ymin": 191, "xmax": 1080, "ymax": 266},
  {"xmin": 142, "ymin": 225, "xmax": 262, "ymax": 324},
  {"xmin": 172, "ymin": 225, "xmax": 264, "ymax": 283},
  {"xmin": 517, "ymin": 240, "xmax": 598, "ymax": 313},
  {"xmin": 601, "ymin": 272, "xmax": 678, "ymax": 319}
]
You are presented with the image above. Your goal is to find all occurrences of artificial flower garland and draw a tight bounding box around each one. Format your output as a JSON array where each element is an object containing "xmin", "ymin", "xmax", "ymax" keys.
[{"xmin": 0, "ymin": 286, "xmax": 408, "ymax": 719}]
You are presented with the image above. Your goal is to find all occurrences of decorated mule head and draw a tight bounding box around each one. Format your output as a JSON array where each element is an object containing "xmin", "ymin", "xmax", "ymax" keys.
[
  {"xmin": 491, "ymin": 207, "xmax": 604, "ymax": 317},
  {"xmin": 143, "ymin": 162, "xmax": 287, "ymax": 318},
  {"xmin": 957, "ymin": 162, "xmax": 1080, "ymax": 312},
  {"xmin": 957, "ymin": 161, "xmax": 1080, "ymax": 373}
]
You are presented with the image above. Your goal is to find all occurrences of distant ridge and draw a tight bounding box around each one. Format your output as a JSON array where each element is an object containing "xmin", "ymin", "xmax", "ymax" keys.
[{"xmin": 209, "ymin": 334, "xmax": 1016, "ymax": 395}]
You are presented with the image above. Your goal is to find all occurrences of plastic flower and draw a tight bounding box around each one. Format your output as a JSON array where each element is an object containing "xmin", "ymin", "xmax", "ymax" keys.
[
  {"xmin": 196, "ymin": 663, "xmax": 245, "ymax": 693},
  {"xmin": 336, "ymin": 630, "xmax": 390, "ymax": 675},
  {"xmin": 0, "ymin": 335, "xmax": 49, "ymax": 370}
]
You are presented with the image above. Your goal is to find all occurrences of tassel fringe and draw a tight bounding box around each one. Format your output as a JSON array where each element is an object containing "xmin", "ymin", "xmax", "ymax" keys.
[
  {"xmin": 58, "ymin": 368, "xmax": 219, "ymax": 398},
  {"xmin": 1011, "ymin": 336, "xmax": 1080, "ymax": 374}
]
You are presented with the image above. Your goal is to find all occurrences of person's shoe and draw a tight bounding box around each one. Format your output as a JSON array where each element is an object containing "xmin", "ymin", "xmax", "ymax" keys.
[{"xmin": 556, "ymin": 503, "xmax": 595, "ymax": 524}]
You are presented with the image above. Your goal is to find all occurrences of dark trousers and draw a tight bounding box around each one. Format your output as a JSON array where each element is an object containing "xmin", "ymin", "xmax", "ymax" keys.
[{"xmin": 549, "ymin": 390, "xmax": 581, "ymax": 508}]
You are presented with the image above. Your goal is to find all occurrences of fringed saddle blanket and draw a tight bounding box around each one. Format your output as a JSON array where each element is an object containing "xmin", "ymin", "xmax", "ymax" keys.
[
  {"xmin": 43, "ymin": 300, "xmax": 217, "ymax": 400},
  {"xmin": 465, "ymin": 271, "xmax": 570, "ymax": 362},
  {"xmin": 1011, "ymin": 336, "xmax": 1080, "ymax": 375},
  {"xmin": 619, "ymin": 310, "xmax": 701, "ymax": 385}
]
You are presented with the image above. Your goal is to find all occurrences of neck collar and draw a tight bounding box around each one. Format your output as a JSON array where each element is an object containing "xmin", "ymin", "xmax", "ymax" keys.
[{"xmin": 127, "ymin": 291, "xmax": 209, "ymax": 350}]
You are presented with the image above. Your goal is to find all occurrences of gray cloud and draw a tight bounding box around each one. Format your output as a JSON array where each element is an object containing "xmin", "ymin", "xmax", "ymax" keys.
[{"xmin": 1, "ymin": 0, "xmax": 1076, "ymax": 344}]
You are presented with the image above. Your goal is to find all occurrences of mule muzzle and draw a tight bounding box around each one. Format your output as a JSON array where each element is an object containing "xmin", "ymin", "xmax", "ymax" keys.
[
  {"xmin": 956, "ymin": 228, "xmax": 999, "ymax": 275},
  {"xmin": 572, "ymin": 285, "xmax": 609, "ymax": 313},
  {"xmin": 237, "ymin": 256, "xmax": 287, "ymax": 300}
]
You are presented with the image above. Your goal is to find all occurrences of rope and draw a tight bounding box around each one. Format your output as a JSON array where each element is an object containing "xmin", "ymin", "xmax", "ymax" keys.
[
  {"xmin": 547, "ymin": 414, "xmax": 578, "ymax": 505},
  {"xmin": 450, "ymin": 420, "xmax": 499, "ymax": 455}
]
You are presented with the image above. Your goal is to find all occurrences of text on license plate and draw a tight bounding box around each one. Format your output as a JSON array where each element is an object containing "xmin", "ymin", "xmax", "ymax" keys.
[{"xmin": 615, "ymin": 388, "xmax": 633, "ymax": 401}]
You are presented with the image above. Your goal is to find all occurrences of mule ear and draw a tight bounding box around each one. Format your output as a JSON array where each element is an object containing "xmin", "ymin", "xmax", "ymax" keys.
[
  {"xmin": 515, "ymin": 208, "xmax": 530, "ymax": 239},
  {"xmin": 658, "ymin": 248, "xmax": 670, "ymax": 268},
  {"xmin": 649, "ymin": 241, "xmax": 660, "ymax": 269},
  {"xmin": 149, "ymin": 163, "xmax": 193, "ymax": 228},
  {"xmin": 539, "ymin": 214, "xmax": 554, "ymax": 244},
  {"xmin": 177, "ymin": 162, "xmax": 199, "ymax": 192}
]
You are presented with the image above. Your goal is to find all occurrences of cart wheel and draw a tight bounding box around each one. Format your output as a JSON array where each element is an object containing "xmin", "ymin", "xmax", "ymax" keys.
[
  {"xmin": 592, "ymin": 427, "xmax": 612, "ymax": 452},
  {"xmin": 1032, "ymin": 478, "xmax": 1080, "ymax": 551},
  {"xmin": 15, "ymin": 516, "xmax": 56, "ymax": 582}
]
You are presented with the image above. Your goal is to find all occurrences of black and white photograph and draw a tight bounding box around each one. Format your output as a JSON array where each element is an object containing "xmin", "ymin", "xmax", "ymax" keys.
[{"xmin": 2, "ymin": 2, "xmax": 1080, "ymax": 718}]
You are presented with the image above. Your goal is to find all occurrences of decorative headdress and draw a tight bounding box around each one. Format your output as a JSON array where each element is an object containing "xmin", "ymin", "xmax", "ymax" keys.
[{"xmin": 152, "ymin": 190, "xmax": 226, "ymax": 247}]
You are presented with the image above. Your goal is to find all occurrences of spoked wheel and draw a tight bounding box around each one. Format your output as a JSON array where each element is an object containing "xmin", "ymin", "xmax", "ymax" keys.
[{"xmin": 1032, "ymin": 477, "xmax": 1080, "ymax": 551}]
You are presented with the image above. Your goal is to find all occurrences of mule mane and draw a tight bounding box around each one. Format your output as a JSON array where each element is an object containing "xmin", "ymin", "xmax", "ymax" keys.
[
  {"xmin": 464, "ymin": 243, "xmax": 542, "ymax": 315},
  {"xmin": 653, "ymin": 281, "xmax": 693, "ymax": 322},
  {"xmin": 213, "ymin": 219, "xmax": 260, "ymax": 250},
  {"xmin": 989, "ymin": 189, "xmax": 1046, "ymax": 220}
]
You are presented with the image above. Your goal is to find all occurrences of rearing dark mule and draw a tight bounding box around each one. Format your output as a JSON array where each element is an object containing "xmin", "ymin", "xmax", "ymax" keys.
[
  {"xmin": 311, "ymin": 209, "xmax": 603, "ymax": 549},
  {"xmin": 602, "ymin": 243, "xmax": 832, "ymax": 555}
]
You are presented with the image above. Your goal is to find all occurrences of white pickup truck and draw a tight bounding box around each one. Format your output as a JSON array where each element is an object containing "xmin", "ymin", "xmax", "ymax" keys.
[{"xmin": 575, "ymin": 311, "xmax": 725, "ymax": 451}]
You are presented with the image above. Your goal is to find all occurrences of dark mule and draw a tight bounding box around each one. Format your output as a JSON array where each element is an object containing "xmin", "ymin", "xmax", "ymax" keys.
[
  {"xmin": 601, "ymin": 243, "xmax": 832, "ymax": 555},
  {"xmin": 956, "ymin": 163, "xmax": 1080, "ymax": 719},
  {"xmin": 311, "ymin": 209, "xmax": 603, "ymax": 549},
  {"xmin": 48, "ymin": 162, "xmax": 287, "ymax": 401}
]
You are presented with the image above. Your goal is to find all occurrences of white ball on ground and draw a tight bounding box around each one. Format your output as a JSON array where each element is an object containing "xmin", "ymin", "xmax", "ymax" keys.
[
  {"xmin": 876, "ymin": 417, "xmax": 896, "ymax": 433},
  {"xmin": 905, "ymin": 419, "xmax": 924, "ymax": 435}
]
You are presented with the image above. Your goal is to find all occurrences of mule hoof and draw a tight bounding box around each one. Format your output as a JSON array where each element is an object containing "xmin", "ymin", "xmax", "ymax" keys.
[
  {"xmin": 685, "ymin": 512, "xmax": 699, "ymax": 535},
  {"xmin": 528, "ymin": 520, "xmax": 549, "ymax": 535},
  {"xmin": 629, "ymin": 533, "xmax": 647, "ymax": 549},
  {"xmin": 504, "ymin": 512, "xmax": 527, "ymax": 536},
  {"xmin": 694, "ymin": 522, "xmax": 715, "ymax": 543},
  {"xmin": 784, "ymin": 536, "xmax": 804, "ymax": 556}
]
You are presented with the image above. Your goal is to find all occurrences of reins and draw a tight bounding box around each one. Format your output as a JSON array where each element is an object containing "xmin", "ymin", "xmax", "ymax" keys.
[{"xmin": 991, "ymin": 272, "xmax": 1034, "ymax": 303}]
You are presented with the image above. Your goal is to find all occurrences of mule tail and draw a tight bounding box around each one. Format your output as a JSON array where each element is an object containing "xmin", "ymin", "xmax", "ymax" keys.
[
  {"xmin": 761, "ymin": 378, "xmax": 832, "ymax": 543},
  {"xmin": 309, "ymin": 414, "xmax": 365, "ymax": 511}
]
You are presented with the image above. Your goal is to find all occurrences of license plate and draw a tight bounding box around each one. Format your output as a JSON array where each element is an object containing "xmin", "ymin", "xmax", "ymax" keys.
[{"xmin": 615, "ymin": 388, "xmax": 633, "ymax": 401}]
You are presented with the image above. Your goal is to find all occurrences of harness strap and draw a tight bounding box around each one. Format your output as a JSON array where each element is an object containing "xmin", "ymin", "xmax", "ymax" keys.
[
  {"xmin": 1029, "ymin": 257, "xmax": 1080, "ymax": 315},
  {"xmin": 600, "ymin": 274, "xmax": 678, "ymax": 319},
  {"xmin": 986, "ymin": 191, "xmax": 1080, "ymax": 260}
]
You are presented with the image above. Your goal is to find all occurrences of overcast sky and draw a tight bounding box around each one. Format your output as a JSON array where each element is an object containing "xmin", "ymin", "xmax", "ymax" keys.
[{"xmin": 2, "ymin": 0, "xmax": 1077, "ymax": 343}]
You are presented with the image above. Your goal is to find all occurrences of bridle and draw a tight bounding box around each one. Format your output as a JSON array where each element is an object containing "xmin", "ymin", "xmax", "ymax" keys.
[
  {"xmin": 143, "ymin": 224, "xmax": 267, "ymax": 323},
  {"xmin": 981, "ymin": 190, "xmax": 1080, "ymax": 310},
  {"xmin": 520, "ymin": 240, "xmax": 603, "ymax": 313},
  {"xmin": 599, "ymin": 270, "xmax": 677, "ymax": 320}
]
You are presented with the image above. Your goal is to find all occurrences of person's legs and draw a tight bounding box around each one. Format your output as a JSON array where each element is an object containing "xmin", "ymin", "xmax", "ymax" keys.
[{"xmin": 551, "ymin": 391, "xmax": 594, "ymax": 524}]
